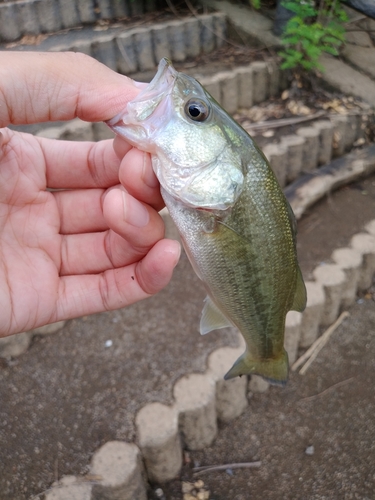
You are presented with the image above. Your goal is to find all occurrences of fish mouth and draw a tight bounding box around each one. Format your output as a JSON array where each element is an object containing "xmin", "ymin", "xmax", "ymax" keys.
[{"xmin": 107, "ymin": 58, "xmax": 178, "ymax": 128}]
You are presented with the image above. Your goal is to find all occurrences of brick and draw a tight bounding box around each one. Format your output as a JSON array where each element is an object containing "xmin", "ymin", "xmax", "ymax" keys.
[
  {"xmin": 331, "ymin": 247, "xmax": 362, "ymax": 307},
  {"xmin": 263, "ymin": 143, "xmax": 288, "ymax": 188},
  {"xmin": 134, "ymin": 28, "xmax": 155, "ymax": 71},
  {"xmin": 267, "ymin": 59, "xmax": 280, "ymax": 98},
  {"xmin": 350, "ymin": 233, "xmax": 375, "ymax": 291},
  {"xmin": 96, "ymin": 0, "xmax": 112, "ymax": 19},
  {"xmin": 91, "ymin": 441, "xmax": 147, "ymax": 500},
  {"xmin": 199, "ymin": 75, "xmax": 221, "ymax": 103},
  {"xmin": 152, "ymin": 23, "xmax": 171, "ymax": 63},
  {"xmin": 168, "ymin": 20, "xmax": 186, "ymax": 63},
  {"xmin": 92, "ymin": 34, "xmax": 117, "ymax": 71},
  {"xmin": 111, "ymin": 0, "xmax": 129, "ymax": 18},
  {"xmin": 280, "ymin": 134, "xmax": 305, "ymax": 183},
  {"xmin": 0, "ymin": 3, "xmax": 21, "ymax": 42},
  {"xmin": 236, "ymin": 66, "xmax": 253, "ymax": 109},
  {"xmin": 251, "ymin": 61, "xmax": 269, "ymax": 104},
  {"xmin": 71, "ymin": 39, "xmax": 92, "ymax": 56},
  {"xmin": 299, "ymin": 282, "xmax": 325, "ymax": 348},
  {"xmin": 58, "ymin": 0, "xmax": 80, "ymax": 29},
  {"xmin": 37, "ymin": 0, "xmax": 62, "ymax": 33},
  {"xmin": 19, "ymin": 0, "xmax": 40, "ymax": 36},
  {"xmin": 116, "ymin": 31, "xmax": 138, "ymax": 74},
  {"xmin": 212, "ymin": 11, "xmax": 227, "ymax": 48},
  {"xmin": 296, "ymin": 126, "xmax": 320, "ymax": 172},
  {"xmin": 184, "ymin": 17, "xmax": 201, "ymax": 58},
  {"xmin": 200, "ymin": 14, "xmax": 215, "ymax": 53},
  {"xmin": 31, "ymin": 321, "xmax": 66, "ymax": 335},
  {"xmin": 219, "ymin": 71, "xmax": 238, "ymax": 115},
  {"xmin": 364, "ymin": 219, "xmax": 375, "ymax": 236},
  {"xmin": 284, "ymin": 311, "xmax": 302, "ymax": 365},
  {"xmin": 60, "ymin": 120, "xmax": 94, "ymax": 141},
  {"xmin": 173, "ymin": 373, "xmax": 217, "ymax": 450},
  {"xmin": 313, "ymin": 264, "xmax": 346, "ymax": 326},
  {"xmin": 0, "ymin": 332, "xmax": 32, "ymax": 358},
  {"xmin": 76, "ymin": 0, "xmax": 96, "ymax": 24},
  {"xmin": 330, "ymin": 115, "xmax": 349, "ymax": 158},
  {"xmin": 248, "ymin": 375, "xmax": 269, "ymax": 393},
  {"xmin": 136, "ymin": 403, "xmax": 182, "ymax": 483},
  {"xmin": 208, "ymin": 347, "xmax": 248, "ymax": 422},
  {"xmin": 45, "ymin": 475, "xmax": 92, "ymax": 500},
  {"xmin": 312, "ymin": 120, "xmax": 333, "ymax": 165}
]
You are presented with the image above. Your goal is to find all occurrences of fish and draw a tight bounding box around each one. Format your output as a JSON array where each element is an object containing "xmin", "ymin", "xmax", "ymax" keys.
[{"xmin": 107, "ymin": 58, "xmax": 307, "ymax": 385}]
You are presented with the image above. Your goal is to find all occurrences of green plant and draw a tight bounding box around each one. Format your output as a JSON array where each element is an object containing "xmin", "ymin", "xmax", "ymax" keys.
[{"xmin": 279, "ymin": 0, "xmax": 348, "ymax": 73}]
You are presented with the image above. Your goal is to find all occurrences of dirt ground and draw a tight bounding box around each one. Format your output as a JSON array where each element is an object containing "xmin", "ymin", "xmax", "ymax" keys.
[{"xmin": 0, "ymin": 168, "xmax": 374, "ymax": 500}]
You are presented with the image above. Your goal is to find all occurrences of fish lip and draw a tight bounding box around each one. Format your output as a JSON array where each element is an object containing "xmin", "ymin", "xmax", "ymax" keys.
[{"xmin": 107, "ymin": 58, "xmax": 178, "ymax": 128}]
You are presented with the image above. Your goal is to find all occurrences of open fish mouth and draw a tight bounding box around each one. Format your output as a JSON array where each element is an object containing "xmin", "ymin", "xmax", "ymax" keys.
[{"xmin": 107, "ymin": 58, "xmax": 177, "ymax": 128}]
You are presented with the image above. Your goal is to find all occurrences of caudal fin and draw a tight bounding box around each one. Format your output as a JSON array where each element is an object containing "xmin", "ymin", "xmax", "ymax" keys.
[{"xmin": 223, "ymin": 349, "xmax": 289, "ymax": 386}]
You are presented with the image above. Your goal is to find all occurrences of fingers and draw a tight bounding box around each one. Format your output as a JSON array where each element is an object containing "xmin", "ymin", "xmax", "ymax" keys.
[
  {"xmin": 60, "ymin": 189, "xmax": 165, "ymax": 275},
  {"xmin": 56, "ymin": 238, "xmax": 181, "ymax": 320},
  {"xmin": 115, "ymin": 139, "xmax": 164, "ymax": 211},
  {"xmin": 0, "ymin": 52, "xmax": 138, "ymax": 127}
]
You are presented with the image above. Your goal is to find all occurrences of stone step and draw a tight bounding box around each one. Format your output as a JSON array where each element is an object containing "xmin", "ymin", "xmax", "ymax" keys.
[{"xmin": 0, "ymin": 0, "xmax": 161, "ymax": 43}]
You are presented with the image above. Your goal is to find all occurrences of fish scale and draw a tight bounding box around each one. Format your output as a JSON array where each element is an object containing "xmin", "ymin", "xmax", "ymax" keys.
[{"xmin": 108, "ymin": 58, "xmax": 307, "ymax": 385}]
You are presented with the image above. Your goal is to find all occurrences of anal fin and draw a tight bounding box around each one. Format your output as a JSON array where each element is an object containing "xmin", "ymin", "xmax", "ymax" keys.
[
  {"xmin": 200, "ymin": 296, "xmax": 232, "ymax": 335},
  {"xmin": 291, "ymin": 266, "xmax": 307, "ymax": 312}
]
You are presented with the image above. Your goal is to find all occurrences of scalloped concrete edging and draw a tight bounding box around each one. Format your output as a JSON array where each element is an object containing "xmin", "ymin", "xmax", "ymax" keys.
[
  {"xmin": 0, "ymin": 0, "xmax": 159, "ymax": 43},
  {"xmin": 36, "ymin": 216, "xmax": 375, "ymax": 498}
]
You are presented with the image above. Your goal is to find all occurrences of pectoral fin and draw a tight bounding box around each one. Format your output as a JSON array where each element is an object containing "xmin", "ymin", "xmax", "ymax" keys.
[
  {"xmin": 291, "ymin": 266, "xmax": 307, "ymax": 312},
  {"xmin": 200, "ymin": 296, "xmax": 232, "ymax": 335}
]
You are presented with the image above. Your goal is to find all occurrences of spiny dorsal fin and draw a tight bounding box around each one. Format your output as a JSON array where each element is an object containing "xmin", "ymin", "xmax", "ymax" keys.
[{"xmin": 200, "ymin": 296, "xmax": 232, "ymax": 335}]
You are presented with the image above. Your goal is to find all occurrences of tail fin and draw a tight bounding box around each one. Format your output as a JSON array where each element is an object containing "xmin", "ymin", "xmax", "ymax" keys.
[{"xmin": 224, "ymin": 349, "xmax": 289, "ymax": 386}]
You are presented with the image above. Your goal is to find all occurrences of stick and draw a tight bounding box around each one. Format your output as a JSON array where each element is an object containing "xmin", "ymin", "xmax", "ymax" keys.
[
  {"xmin": 297, "ymin": 312, "xmax": 350, "ymax": 375},
  {"xmin": 243, "ymin": 111, "xmax": 327, "ymax": 131},
  {"xmin": 193, "ymin": 462, "xmax": 261, "ymax": 474},
  {"xmin": 299, "ymin": 377, "xmax": 355, "ymax": 403}
]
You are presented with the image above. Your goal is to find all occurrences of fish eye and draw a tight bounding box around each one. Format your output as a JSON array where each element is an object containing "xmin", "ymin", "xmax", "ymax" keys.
[{"xmin": 184, "ymin": 98, "xmax": 210, "ymax": 122}]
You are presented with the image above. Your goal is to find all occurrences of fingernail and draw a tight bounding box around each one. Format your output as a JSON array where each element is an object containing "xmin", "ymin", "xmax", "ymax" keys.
[
  {"xmin": 168, "ymin": 240, "xmax": 182, "ymax": 267},
  {"xmin": 122, "ymin": 191, "xmax": 150, "ymax": 227},
  {"xmin": 142, "ymin": 152, "xmax": 159, "ymax": 188}
]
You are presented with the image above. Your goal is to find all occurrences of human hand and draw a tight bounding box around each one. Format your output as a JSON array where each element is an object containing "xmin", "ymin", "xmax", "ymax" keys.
[{"xmin": 0, "ymin": 52, "xmax": 181, "ymax": 337}]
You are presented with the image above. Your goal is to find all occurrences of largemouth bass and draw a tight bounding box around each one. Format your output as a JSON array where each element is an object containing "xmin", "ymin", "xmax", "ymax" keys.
[{"xmin": 108, "ymin": 58, "xmax": 307, "ymax": 385}]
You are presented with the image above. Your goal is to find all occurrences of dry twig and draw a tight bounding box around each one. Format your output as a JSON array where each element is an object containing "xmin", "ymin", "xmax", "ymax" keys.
[
  {"xmin": 193, "ymin": 462, "xmax": 261, "ymax": 475},
  {"xmin": 299, "ymin": 377, "xmax": 355, "ymax": 403}
]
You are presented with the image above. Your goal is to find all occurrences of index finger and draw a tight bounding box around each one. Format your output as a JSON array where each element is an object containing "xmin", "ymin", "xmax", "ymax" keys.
[{"xmin": 0, "ymin": 51, "xmax": 138, "ymax": 127}]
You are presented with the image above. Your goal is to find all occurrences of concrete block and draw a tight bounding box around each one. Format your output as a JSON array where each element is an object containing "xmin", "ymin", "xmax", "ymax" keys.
[
  {"xmin": 280, "ymin": 134, "xmax": 305, "ymax": 183},
  {"xmin": 152, "ymin": 24, "xmax": 171, "ymax": 63},
  {"xmin": 168, "ymin": 20, "xmax": 186, "ymax": 63},
  {"xmin": 0, "ymin": 332, "xmax": 32, "ymax": 358},
  {"xmin": 91, "ymin": 441, "xmax": 146, "ymax": 500},
  {"xmin": 92, "ymin": 121, "xmax": 115, "ymax": 141},
  {"xmin": 58, "ymin": 0, "xmax": 80, "ymax": 29},
  {"xmin": 331, "ymin": 247, "xmax": 362, "ymax": 307},
  {"xmin": 236, "ymin": 66, "xmax": 253, "ymax": 109},
  {"xmin": 330, "ymin": 115, "xmax": 349, "ymax": 157},
  {"xmin": 296, "ymin": 126, "xmax": 320, "ymax": 172},
  {"xmin": 284, "ymin": 311, "xmax": 302, "ymax": 365},
  {"xmin": 208, "ymin": 347, "xmax": 248, "ymax": 422},
  {"xmin": 212, "ymin": 11, "xmax": 227, "ymax": 48},
  {"xmin": 184, "ymin": 17, "xmax": 201, "ymax": 58},
  {"xmin": 136, "ymin": 403, "xmax": 182, "ymax": 483},
  {"xmin": 199, "ymin": 75, "xmax": 221, "ymax": 103},
  {"xmin": 37, "ymin": 0, "xmax": 61, "ymax": 33},
  {"xmin": 350, "ymin": 233, "xmax": 375, "ymax": 291},
  {"xmin": 36, "ymin": 126, "xmax": 63, "ymax": 140},
  {"xmin": 130, "ymin": 0, "xmax": 144, "ymax": 15},
  {"xmin": 76, "ymin": 0, "xmax": 96, "ymax": 24},
  {"xmin": 299, "ymin": 282, "xmax": 325, "ymax": 348},
  {"xmin": 267, "ymin": 59, "xmax": 280, "ymax": 98},
  {"xmin": 97, "ymin": 0, "xmax": 112, "ymax": 19},
  {"xmin": 134, "ymin": 28, "xmax": 155, "ymax": 72},
  {"xmin": 200, "ymin": 14, "xmax": 215, "ymax": 53},
  {"xmin": 345, "ymin": 114, "xmax": 358, "ymax": 150},
  {"xmin": 173, "ymin": 373, "xmax": 217, "ymax": 450},
  {"xmin": 31, "ymin": 321, "xmax": 66, "ymax": 336},
  {"xmin": 92, "ymin": 34, "xmax": 117, "ymax": 71},
  {"xmin": 111, "ymin": 0, "xmax": 129, "ymax": 18},
  {"xmin": 313, "ymin": 264, "xmax": 346, "ymax": 326},
  {"xmin": 0, "ymin": 3, "xmax": 21, "ymax": 42},
  {"xmin": 71, "ymin": 39, "xmax": 92, "ymax": 57},
  {"xmin": 18, "ymin": 0, "xmax": 40, "ymax": 36},
  {"xmin": 248, "ymin": 375, "xmax": 269, "ymax": 393},
  {"xmin": 45, "ymin": 475, "xmax": 92, "ymax": 500},
  {"xmin": 251, "ymin": 61, "xmax": 269, "ymax": 104},
  {"xmin": 312, "ymin": 120, "xmax": 333, "ymax": 165},
  {"xmin": 263, "ymin": 143, "xmax": 288, "ymax": 188},
  {"xmin": 60, "ymin": 120, "xmax": 94, "ymax": 141},
  {"xmin": 364, "ymin": 219, "xmax": 375, "ymax": 236},
  {"xmin": 219, "ymin": 71, "xmax": 239, "ymax": 115},
  {"xmin": 116, "ymin": 31, "xmax": 138, "ymax": 75},
  {"xmin": 159, "ymin": 208, "xmax": 180, "ymax": 242}
]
